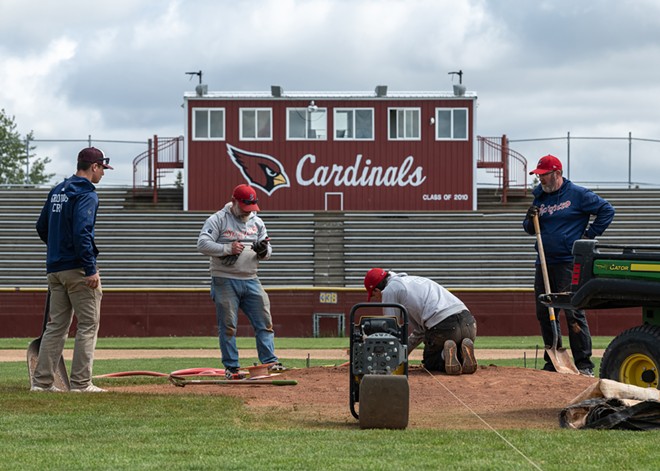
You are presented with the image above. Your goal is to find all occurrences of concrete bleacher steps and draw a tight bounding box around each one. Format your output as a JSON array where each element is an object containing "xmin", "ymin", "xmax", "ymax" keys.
[{"xmin": 1, "ymin": 187, "xmax": 659, "ymax": 290}]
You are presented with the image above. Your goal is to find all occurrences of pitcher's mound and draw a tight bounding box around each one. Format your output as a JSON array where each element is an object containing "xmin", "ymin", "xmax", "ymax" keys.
[{"xmin": 112, "ymin": 364, "xmax": 597, "ymax": 429}]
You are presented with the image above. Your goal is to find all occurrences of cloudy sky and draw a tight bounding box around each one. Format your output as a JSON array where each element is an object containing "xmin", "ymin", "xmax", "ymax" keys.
[{"xmin": 1, "ymin": 0, "xmax": 659, "ymax": 187}]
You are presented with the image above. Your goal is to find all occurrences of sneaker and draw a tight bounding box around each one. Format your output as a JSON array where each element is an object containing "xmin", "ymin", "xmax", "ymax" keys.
[
  {"xmin": 30, "ymin": 385, "xmax": 63, "ymax": 392},
  {"xmin": 578, "ymin": 368, "xmax": 595, "ymax": 377},
  {"xmin": 460, "ymin": 338, "xmax": 478, "ymax": 374},
  {"xmin": 70, "ymin": 384, "xmax": 107, "ymax": 393},
  {"xmin": 268, "ymin": 362, "xmax": 287, "ymax": 372},
  {"xmin": 443, "ymin": 340, "xmax": 462, "ymax": 375},
  {"xmin": 224, "ymin": 367, "xmax": 246, "ymax": 380}
]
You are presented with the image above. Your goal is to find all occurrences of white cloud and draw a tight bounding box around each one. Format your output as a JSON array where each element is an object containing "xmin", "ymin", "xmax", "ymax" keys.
[
  {"xmin": 0, "ymin": 0, "xmax": 659, "ymax": 187},
  {"xmin": 132, "ymin": 1, "xmax": 188, "ymax": 48},
  {"xmin": 0, "ymin": 37, "xmax": 104, "ymax": 136}
]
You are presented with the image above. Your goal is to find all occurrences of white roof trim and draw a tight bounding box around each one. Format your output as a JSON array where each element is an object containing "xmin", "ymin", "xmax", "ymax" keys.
[{"xmin": 183, "ymin": 90, "xmax": 477, "ymax": 99}]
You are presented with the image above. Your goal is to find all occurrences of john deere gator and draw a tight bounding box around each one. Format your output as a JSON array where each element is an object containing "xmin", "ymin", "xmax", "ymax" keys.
[{"xmin": 540, "ymin": 239, "xmax": 660, "ymax": 389}]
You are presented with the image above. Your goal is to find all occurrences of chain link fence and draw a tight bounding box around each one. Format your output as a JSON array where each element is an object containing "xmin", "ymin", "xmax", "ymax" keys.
[
  {"xmin": 11, "ymin": 136, "xmax": 150, "ymax": 188},
  {"xmin": 508, "ymin": 132, "xmax": 660, "ymax": 189},
  {"xmin": 5, "ymin": 132, "xmax": 660, "ymax": 189}
]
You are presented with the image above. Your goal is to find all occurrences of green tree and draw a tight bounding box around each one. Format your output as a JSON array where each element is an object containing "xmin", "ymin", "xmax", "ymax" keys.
[
  {"xmin": 0, "ymin": 109, "xmax": 54, "ymax": 185},
  {"xmin": 174, "ymin": 170, "xmax": 183, "ymax": 189}
]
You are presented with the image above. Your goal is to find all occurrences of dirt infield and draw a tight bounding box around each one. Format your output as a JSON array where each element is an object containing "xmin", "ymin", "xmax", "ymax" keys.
[
  {"xmin": 4, "ymin": 347, "xmax": 599, "ymax": 429},
  {"xmin": 110, "ymin": 363, "xmax": 597, "ymax": 430}
]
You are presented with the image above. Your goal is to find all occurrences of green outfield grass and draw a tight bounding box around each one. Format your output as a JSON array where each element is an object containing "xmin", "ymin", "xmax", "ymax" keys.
[{"xmin": 1, "ymin": 336, "xmax": 658, "ymax": 469}]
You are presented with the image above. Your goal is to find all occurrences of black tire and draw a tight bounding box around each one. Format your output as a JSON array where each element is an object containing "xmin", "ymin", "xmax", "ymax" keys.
[{"xmin": 600, "ymin": 324, "xmax": 660, "ymax": 389}]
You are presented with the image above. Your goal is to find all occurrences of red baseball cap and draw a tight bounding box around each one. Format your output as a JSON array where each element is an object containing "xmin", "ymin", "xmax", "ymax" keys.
[
  {"xmin": 232, "ymin": 184, "xmax": 260, "ymax": 212},
  {"xmin": 364, "ymin": 268, "xmax": 389, "ymax": 301},
  {"xmin": 78, "ymin": 147, "xmax": 113, "ymax": 169},
  {"xmin": 529, "ymin": 154, "xmax": 562, "ymax": 175}
]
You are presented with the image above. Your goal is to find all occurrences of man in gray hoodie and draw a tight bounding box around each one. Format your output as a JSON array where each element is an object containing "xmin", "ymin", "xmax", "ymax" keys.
[{"xmin": 197, "ymin": 184, "xmax": 282, "ymax": 379}]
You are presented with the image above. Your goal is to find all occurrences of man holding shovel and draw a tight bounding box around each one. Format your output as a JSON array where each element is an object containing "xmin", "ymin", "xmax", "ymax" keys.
[
  {"xmin": 523, "ymin": 155, "xmax": 615, "ymax": 377},
  {"xmin": 32, "ymin": 147, "xmax": 112, "ymax": 393}
]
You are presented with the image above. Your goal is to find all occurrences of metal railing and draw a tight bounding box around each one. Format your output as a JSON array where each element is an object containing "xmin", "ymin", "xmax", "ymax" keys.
[
  {"xmin": 23, "ymin": 136, "xmax": 147, "ymax": 186},
  {"xmin": 477, "ymin": 135, "xmax": 528, "ymax": 203},
  {"xmin": 132, "ymin": 136, "xmax": 184, "ymax": 201},
  {"xmin": 132, "ymin": 135, "xmax": 183, "ymax": 188},
  {"xmin": 509, "ymin": 132, "xmax": 660, "ymax": 189}
]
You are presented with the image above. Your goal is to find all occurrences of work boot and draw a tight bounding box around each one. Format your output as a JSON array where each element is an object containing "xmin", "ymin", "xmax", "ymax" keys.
[
  {"xmin": 460, "ymin": 338, "xmax": 478, "ymax": 374},
  {"xmin": 578, "ymin": 368, "xmax": 595, "ymax": 377},
  {"xmin": 443, "ymin": 340, "xmax": 462, "ymax": 375},
  {"xmin": 268, "ymin": 361, "xmax": 288, "ymax": 373},
  {"xmin": 224, "ymin": 367, "xmax": 245, "ymax": 380},
  {"xmin": 268, "ymin": 362, "xmax": 287, "ymax": 372}
]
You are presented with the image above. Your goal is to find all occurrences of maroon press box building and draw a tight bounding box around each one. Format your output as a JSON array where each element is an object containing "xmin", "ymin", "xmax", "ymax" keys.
[{"xmin": 183, "ymin": 85, "xmax": 477, "ymax": 212}]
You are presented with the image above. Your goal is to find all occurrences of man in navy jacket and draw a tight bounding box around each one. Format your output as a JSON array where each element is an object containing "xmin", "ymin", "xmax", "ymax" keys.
[
  {"xmin": 523, "ymin": 155, "xmax": 615, "ymax": 377},
  {"xmin": 32, "ymin": 147, "xmax": 112, "ymax": 393}
]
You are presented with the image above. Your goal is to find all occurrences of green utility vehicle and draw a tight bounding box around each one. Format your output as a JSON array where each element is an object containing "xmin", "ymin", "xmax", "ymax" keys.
[{"xmin": 540, "ymin": 240, "xmax": 660, "ymax": 389}]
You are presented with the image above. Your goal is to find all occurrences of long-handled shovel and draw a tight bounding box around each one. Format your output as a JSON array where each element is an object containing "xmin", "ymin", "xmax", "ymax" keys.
[
  {"xmin": 27, "ymin": 290, "xmax": 71, "ymax": 390},
  {"xmin": 533, "ymin": 214, "xmax": 579, "ymax": 375},
  {"xmin": 168, "ymin": 374, "xmax": 297, "ymax": 387}
]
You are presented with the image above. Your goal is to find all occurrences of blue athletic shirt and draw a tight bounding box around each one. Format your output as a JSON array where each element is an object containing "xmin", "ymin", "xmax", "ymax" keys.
[{"xmin": 522, "ymin": 178, "xmax": 615, "ymax": 264}]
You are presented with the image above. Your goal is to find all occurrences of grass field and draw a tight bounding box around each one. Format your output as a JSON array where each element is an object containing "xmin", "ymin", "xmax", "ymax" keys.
[{"xmin": 2, "ymin": 336, "xmax": 659, "ymax": 470}]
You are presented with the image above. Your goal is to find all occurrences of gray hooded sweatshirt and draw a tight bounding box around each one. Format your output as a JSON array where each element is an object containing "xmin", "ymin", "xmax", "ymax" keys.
[{"xmin": 197, "ymin": 202, "xmax": 271, "ymax": 279}]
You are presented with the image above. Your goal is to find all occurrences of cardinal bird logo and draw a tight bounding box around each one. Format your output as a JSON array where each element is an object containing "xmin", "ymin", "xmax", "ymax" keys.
[{"xmin": 226, "ymin": 144, "xmax": 291, "ymax": 196}]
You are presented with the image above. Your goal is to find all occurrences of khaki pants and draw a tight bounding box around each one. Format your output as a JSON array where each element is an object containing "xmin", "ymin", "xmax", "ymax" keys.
[{"xmin": 33, "ymin": 269, "xmax": 102, "ymax": 389}]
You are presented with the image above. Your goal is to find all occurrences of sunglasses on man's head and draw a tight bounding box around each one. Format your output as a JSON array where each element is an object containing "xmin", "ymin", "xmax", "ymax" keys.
[
  {"xmin": 95, "ymin": 158, "xmax": 111, "ymax": 166},
  {"xmin": 238, "ymin": 198, "xmax": 258, "ymax": 205}
]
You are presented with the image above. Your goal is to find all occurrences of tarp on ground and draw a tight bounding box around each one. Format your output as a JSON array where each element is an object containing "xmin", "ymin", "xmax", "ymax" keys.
[{"xmin": 560, "ymin": 379, "xmax": 660, "ymax": 430}]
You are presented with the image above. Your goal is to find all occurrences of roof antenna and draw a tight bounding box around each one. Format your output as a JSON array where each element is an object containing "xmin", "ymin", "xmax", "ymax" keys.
[
  {"xmin": 186, "ymin": 70, "xmax": 207, "ymax": 96},
  {"xmin": 448, "ymin": 70, "xmax": 463, "ymax": 84},
  {"xmin": 448, "ymin": 70, "xmax": 466, "ymax": 96},
  {"xmin": 185, "ymin": 70, "xmax": 203, "ymax": 85}
]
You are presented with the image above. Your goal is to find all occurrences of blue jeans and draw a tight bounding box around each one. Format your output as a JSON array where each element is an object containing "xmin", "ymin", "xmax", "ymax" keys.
[{"xmin": 211, "ymin": 276, "xmax": 277, "ymax": 368}]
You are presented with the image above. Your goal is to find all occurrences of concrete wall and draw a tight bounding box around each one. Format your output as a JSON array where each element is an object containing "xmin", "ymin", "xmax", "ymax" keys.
[{"xmin": 3, "ymin": 289, "xmax": 641, "ymax": 338}]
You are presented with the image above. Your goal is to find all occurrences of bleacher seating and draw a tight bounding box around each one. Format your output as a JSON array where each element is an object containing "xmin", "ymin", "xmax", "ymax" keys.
[{"xmin": 1, "ymin": 187, "xmax": 658, "ymax": 290}]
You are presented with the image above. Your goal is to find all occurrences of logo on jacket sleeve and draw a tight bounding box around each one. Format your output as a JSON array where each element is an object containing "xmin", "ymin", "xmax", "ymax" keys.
[{"xmin": 226, "ymin": 144, "xmax": 290, "ymax": 196}]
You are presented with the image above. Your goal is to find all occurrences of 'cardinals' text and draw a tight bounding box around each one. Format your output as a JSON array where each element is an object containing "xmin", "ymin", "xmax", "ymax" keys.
[{"xmin": 296, "ymin": 154, "xmax": 426, "ymax": 187}]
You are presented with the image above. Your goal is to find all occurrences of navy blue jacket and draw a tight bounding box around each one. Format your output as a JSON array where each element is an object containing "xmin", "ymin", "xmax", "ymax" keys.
[
  {"xmin": 522, "ymin": 179, "xmax": 615, "ymax": 264},
  {"xmin": 36, "ymin": 176, "xmax": 99, "ymax": 276}
]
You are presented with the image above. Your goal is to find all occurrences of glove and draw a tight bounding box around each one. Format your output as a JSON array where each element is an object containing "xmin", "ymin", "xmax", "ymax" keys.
[
  {"xmin": 221, "ymin": 254, "xmax": 239, "ymax": 266},
  {"xmin": 526, "ymin": 205, "xmax": 539, "ymax": 220},
  {"xmin": 252, "ymin": 238, "xmax": 270, "ymax": 259}
]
